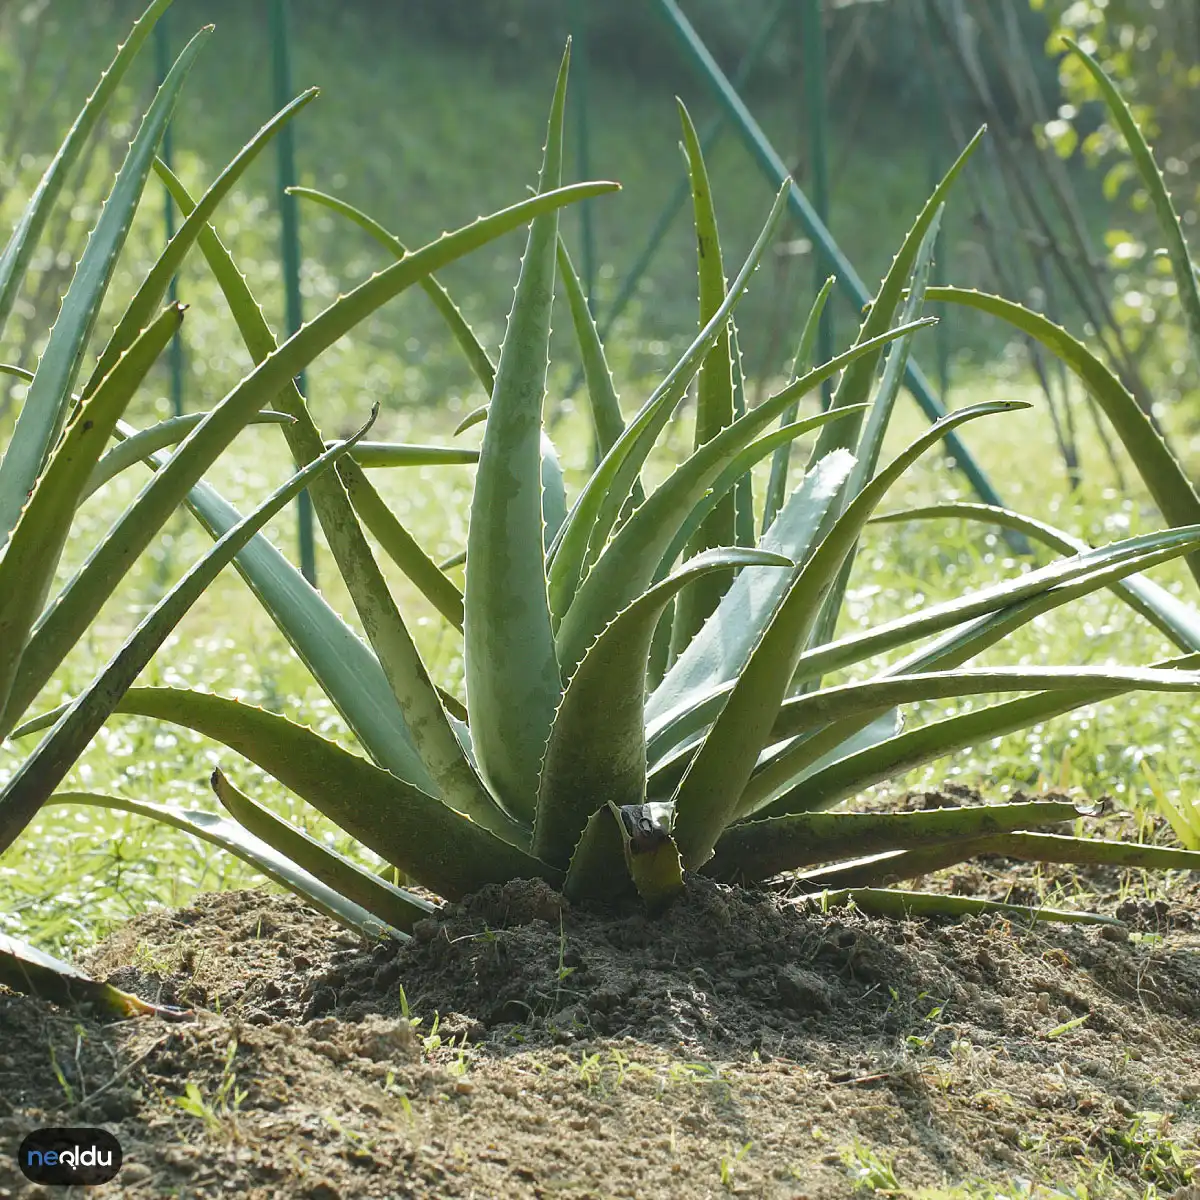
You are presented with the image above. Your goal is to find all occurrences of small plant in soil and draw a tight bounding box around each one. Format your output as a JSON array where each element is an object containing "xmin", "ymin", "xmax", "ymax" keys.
[{"xmin": 4, "ymin": 3, "xmax": 1200, "ymax": 1008}]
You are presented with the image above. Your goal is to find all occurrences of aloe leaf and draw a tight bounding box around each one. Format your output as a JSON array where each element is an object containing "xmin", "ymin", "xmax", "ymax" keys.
[
  {"xmin": 741, "ymin": 664, "xmax": 1200, "ymax": 811},
  {"xmin": 761, "ymin": 650, "xmax": 1200, "ymax": 820},
  {"xmin": 799, "ymin": 888, "xmax": 1115, "ymax": 927},
  {"xmin": 338, "ymin": 442, "xmax": 478, "ymax": 468},
  {"xmin": 0, "ymin": 931, "xmax": 179, "ymax": 1018},
  {"xmin": 288, "ymin": 185, "xmax": 496, "ymax": 392},
  {"xmin": 82, "ymin": 87, "xmax": 319, "ymax": 400},
  {"xmin": 763, "ymin": 275, "xmax": 836, "ymax": 533},
  {"xmin": 807, "ymin": 128, "xmax": 985, "ymax": 467},
  {"xmin": 0, "ymin": 417, "xmax": 371, "ymax": 853},
  {"xmin": 871, "ymin": 502, "xmax": 1200, "ymax": 654},
  {"xmin": 971, "ymin": 830, "xmax": 1200, "ymax": 873},
  {"xmin": 534, "ymin": 547, "xmax": 790, "ymax": 868},
  {"xmin": 669, "ymin": 100, "xmax": 738, "ymax": 657},
  {"xmin": 454, "ymin": 405, "xmax": 490, "ymax": 435},
  {"xmin": 210, "ymin": 768, "xmax": 434, "ymax": 933},
  {"xmin": 464, "ymin": 47, "xmax": 571, "ymax": 819},
  {"xmin": 672, "ymin": 401, "xmax": 1022, "ymax": 868},
  {"xmin": 928, "ymin": 286, "xmax": 1200, "ymax": 589},
  {"xmin": 546, "ymin": 181, "xmax": 791, "ymax": 625},
  {"xmin": 729, "ymin": 321, "xmax": 756, "ymax": 549},
  {"xmin": 609, "ymin": 801, "xmax": 685, "ymax": 910},
  {"xmin": 53, "ymin": 689, "xmax": 554, "ymax": 898},
  {"xmin": 84, "ymin": 411, "xmax": 294, "ymax": 500},
  {"xmin": 556, "ymin": 237, "xmax": 628, "ymax": 459},
  {"xmin": 50, "ymin": 791, "xmax": 404, "ymax": 940},
  {"xmin": 645, "ymin": 449, "xmax": 855, "ymax": 743},
  {"xmin": 708, "ymin": 799, "xmax": 1083, "ymax": 883},
  {"xmin": 562, "ymin": 804, "xmax": 635, "ymax": 906},
  {"xmin": 555, "ymin": 319, "xmax": 933, "ymax": 676},
  {"xmin": 1064, "ymin": 39, "xmax": 1200, "ymax": 371},
  {"xmin": 0, "ymin": 24, "xmax": 210, "ymax": 550},
  {"xmin": 0, "ymin": 305, "xmax": 183, "ymax": 722},
  {"xmin": 0, "ymin": 0, "xmax": 176, "ymax": 342}
]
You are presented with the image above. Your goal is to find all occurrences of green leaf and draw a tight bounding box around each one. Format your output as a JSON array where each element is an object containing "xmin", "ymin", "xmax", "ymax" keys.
[
  {"xmin": 672, "ymin": 401, "xmax": 1022, "ymax": 868},
  {"xmin": 707, "ymin": 799, "xmax": 1084, "ymax": 883},
  {"xmin": 546, "ymin": 181, "xmax": 792, "ymax": 627},
  {"xmin": 337, "ymin": 442, "xmax": 478, "ymax": 467},
  {"xmin": 0, "ymin": 305, "xmax": 183, "ymax": 725},
  {"xmin": 51, "ymin": 791, "xmax": 406, "ymax": 940},
  {"xmin": 210, "ymin": 768, "xmax": 434, "ymax": 933},
  {"xmin": 798, "ymin": 889, "xmax": 1115, "ymax": 927},
  {"xmin": 0, "ymin": 24, "xmax": 210, "ymax": 549},
  {"xmin": 562, "ymin": 804, "xmax": 635, "ymax": 906},
  {"xmin": 729, "ymin": 321, "xmax": 756, "ymax": 549},
  {"xmin": 0, "ymin": 931, "xmax": 179, "ymax": 1018},
  {"xmin": 928, "ymin": 286, "xmax": 1200, "ymax": 589},
  {"xmin": 60, "ymin": 689, "xmax": 558, "ymax": 900},
  {"xmin": 464, "ymin": 46, "xmax": 571, "ymax": 819},
  {"xmin": 1064, "ymin": 39, "xmax": 1200, "ymax": 373},
  {"xmin": 0, "ymin": 0, "xmax": 176, "ymax": 341},
  {"xmin": 0, "ymin": 415, "xmax": 372, "ymax": 856},
  {"xmin": 534, "ymin": 547, "xmax": 790, "ymax": 869},
  {"xmin": 609, "ymin": 801, "xmax": 684, "ymax": 910},
  {"xmin": 762, "ymin": 275, "xmax": 835, "ymax": 533},
  {"xmin": 670, "ymin": 100, "xmax": 738, "ymax": 657}
]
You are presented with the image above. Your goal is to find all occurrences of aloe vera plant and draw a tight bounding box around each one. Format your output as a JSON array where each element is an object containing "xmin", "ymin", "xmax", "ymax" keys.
[{"xmin": 9, "ymin": 37, "xmax": 1200, "ymax": 971}]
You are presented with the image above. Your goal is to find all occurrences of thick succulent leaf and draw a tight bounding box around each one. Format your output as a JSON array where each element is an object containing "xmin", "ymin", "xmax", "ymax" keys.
[
  {"xmin": 541, "ymin": 430, "xmax": 568, "ymax": 553},
  {"xmin": 0, "ymin": 418, "xmax": 371, "ymax": 855},
  {"xmin": 85, "ymin": 411, "xmax": 293, "ymax": 500},
  {"xmin": 210, "ymin": 768, "xmax": 434, "ymax": 933},
  {"xmin": 0, "ymin": 930, "xmax": 180, "ymax": 1018},
  {"xmin": 54, "ymin": 689, "xmax": 552, "ymax": 898},
  {"xmin": 708, "ymin": 798, "xmax": 1083, "ymax": 884},
  {"xmin": 670, "ymin": 100, "xmax": 738, "ymax": 655},
  {"xmin": 0, "ymin": 0, "xmax": 176, "ymax": 341},
  {"xmin": 51, "ymin": 791, "xmax": 404, "ymax": 940},
  {"xmin": 0, "ymin": 25, "xmax": 209, "ymax": 550},
  {"xmin": 729, "ymin": 321, "xmax": 756, "ymax": 549},
  {"xmin": 760, "ymin": 650, "xmax": 1200, "ymax": 820},
  {"xmin": 798, "ymin": 888, "xmax": 1115, "ymax": 927},
  {"xmin": 555, "ymin": 319, "xmax": 933, "ymax": 676},
  {"xmin": 0, "ymin": 305, "xmax": 182, "ymax": 722},
  {"xmin": 533, "ymin": 547, "xmax": 790, "ymax": 869},
  {"xmin": 340, "ymin": 442, "xmax": 478, "ymax": 467},
  {"xmin": 762, "ymin": 275, "xmax": 836, "ymax": 533},
  {"xmin": 807, "ymin": 128, "xmax": 985, "ymax": 466},
  {"xmin": 83, "ymin": 87, "xmax": 319, "ymax": 399},
  {"xmin": 872, "ymin": 503, "xmax": 1200, "ymax": 654},
  {"xmin": 546, "ymin": 182, "xmax": 791, "ymax": 625},
  {"xmin": 464, "ymin": 47, "xmax": 570, "ymax": 819},
  {"xmin": 928, "ymin": 286, "xmax": 1200, "ymax": 589},
  {"xmin": 1064, "ymin": 39, "xmax": 1200, "ymax": 371},
  {"xmin": 645, "ymin": 449, "xmax": 855, "ymax": 745},
  {"xmin": 562, "ymin": 804, "xmax": 635, "ymax": 906},
  {"xmin": 557, "ymin": 238, "xmax": 627, "ymax": 459},
  {"xmin": 454, "ymin": 405, "xmax": 489, "ymax": 435},
  {"xmin": 672, "ymin": 401, "xmax": 1021, "ymax": 868},
  {"xmin": 742, "ymin": 664, "xmax": 1200, "ymax": 812},
  {"xmin": 611, "ymin": 801, "xmax": 685, "ymax": 910}
]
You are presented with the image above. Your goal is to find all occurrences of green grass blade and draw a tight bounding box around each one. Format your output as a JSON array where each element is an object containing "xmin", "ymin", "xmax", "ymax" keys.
[
  {"xmin": 672, "ymin": 401, "xmax": 1021, "ymax": 868},
  {"xmin": 871, "ymin": 503, "xmax": 1200, "ymax": 654},
  {"xmin": 533, "ymin": 547, "xmax": 790, "ymax": 869},
  {"xmin": 708, "ymin": 799, "xmax": 1082, "ymax": 883},
  {"xmin": 546, "ymin": 181, "xmax": 791, "ymax": 625},
  {"xmin": 763, "ymin": 275, "xmax": 835, "ymax": 533},
  {"xmin": 0, "ymin": 930, "xmax": 173, "ymax": 1018},
  {"xmin": 807, "ymin": 128, "xmax": 985, "ymax": 466},
  {"xmin": 929, "ymin": 285, "xmax": 1200, "ymax": 589},
  {"xmin": 464, "ymin": 46, "xmax": 570, "ymax": 819},
  {"xmin": 0, "ymin": 0, "xmax": 176, "ymax": 341},
  {"xmin": 1064, "ymin": 38, "xmax": 1200, "ymax": 372},
  {"xmin": 0, "ymin": 416, "xmax": 372, "ymax": 855},
  {"xmin": 670, "ymin": 100, "xmax": 738, "ymax": 656},
  {"xmin": 210, "ymin": 768, "xmax": 434, "ymax": 933},
  {"xmin": 71, "ymin": 688, "xmax": 556, "ymax": 898},
  {"xmin": 51, "ymin": 791, "xmax": 405, "ymax": 940},
  {"xmin": 557, "ymin": 237, "xmax": 628, "ymax": 459},
  {"xmin": 0, "ymin": 24, "xmax": 210, "ymax": 549},
  {"xmin": 0, "ymin": 305, "xmax": 183, "ymax": 725},
  {"xmin": 82, "ymin": 87, "xmax": 319, "ymax": 400}
]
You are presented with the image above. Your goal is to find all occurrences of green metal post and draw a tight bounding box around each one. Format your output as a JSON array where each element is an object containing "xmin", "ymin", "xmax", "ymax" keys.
[
  {"xmin": 154, "ymin": 14, "xmax": 184, "ymax": 418},
  {"xmin": 655, "ymin": 0, "xmax": 1008, "ymax": 516},
  {"xmin": 271, "ymin": 0, "xmax": 316, "ymax": 585},
  {"xmin": 570, "ymin": 0, "xmax": 596, "ymax": 312},
  {"xmin": 800, "ymin": 0, "xmax": 834, "ymax": 403}
]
